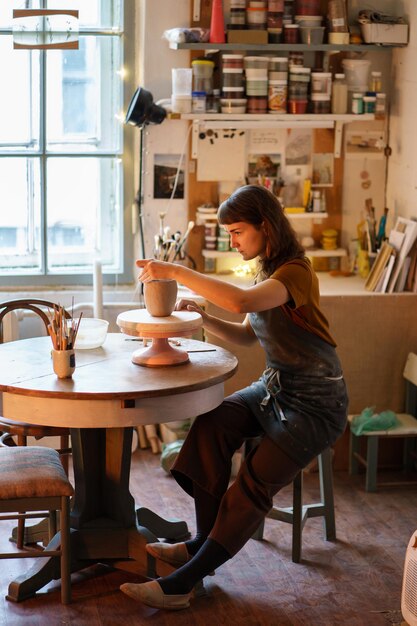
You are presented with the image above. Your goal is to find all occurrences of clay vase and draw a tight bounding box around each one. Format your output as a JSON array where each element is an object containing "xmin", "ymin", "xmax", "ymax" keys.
[{"xmin": 144, "ymin": 279, "xmax": 178, "ymax": 317}]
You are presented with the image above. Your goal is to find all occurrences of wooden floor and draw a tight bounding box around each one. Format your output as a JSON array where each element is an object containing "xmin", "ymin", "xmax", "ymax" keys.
[{"xmin": 0, "ymin": 448, "xmax": 415, "ymax": 626}]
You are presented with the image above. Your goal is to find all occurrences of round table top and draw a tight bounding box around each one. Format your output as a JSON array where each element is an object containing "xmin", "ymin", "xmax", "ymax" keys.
[
  {"xmin": 116, "ymin": 309, "xmax": 202, "ymax": 338},
  {"xmin": 0, "ymin": 334, "xmax": 238, "ymax": 401}
]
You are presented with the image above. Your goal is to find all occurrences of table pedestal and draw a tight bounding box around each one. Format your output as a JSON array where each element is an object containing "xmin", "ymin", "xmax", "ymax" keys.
[{"xmin": 7, "ymin": 427, "xmax": 189, "ymax": 602}]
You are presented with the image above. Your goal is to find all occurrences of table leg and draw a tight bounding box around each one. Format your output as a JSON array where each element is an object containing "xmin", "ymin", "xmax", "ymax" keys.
[{"xmin": 7, "ymin": 426, "xmax": 189, "ymax": 601}]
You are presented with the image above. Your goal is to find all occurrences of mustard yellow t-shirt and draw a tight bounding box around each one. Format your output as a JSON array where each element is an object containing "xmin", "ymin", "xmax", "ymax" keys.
[{"xmin": 270, "ymin": 258, "xmax": 336, "ymax": 347}]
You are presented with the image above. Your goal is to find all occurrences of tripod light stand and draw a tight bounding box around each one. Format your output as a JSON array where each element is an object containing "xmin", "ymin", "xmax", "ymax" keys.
[{"xmin": 125, "ymin": 87, "xmax": 167, "ymax": 259}]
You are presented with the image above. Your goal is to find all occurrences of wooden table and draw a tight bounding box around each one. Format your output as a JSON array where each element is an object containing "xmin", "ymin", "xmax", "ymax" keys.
[{"xmin": 0, "ymin": 334, "xmax": 237, "ymax": 601}]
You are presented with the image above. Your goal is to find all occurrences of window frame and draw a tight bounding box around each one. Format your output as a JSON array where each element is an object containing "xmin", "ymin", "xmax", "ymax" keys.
[{"xmin": 0, "ymin": 1, "xmax": 136, "ymax": 287}]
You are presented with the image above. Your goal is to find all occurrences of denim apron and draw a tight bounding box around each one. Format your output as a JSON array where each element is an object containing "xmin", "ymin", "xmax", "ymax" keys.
[{"xmin": 236, "ymin": 306, "xmax": 349, "ymax": 466}]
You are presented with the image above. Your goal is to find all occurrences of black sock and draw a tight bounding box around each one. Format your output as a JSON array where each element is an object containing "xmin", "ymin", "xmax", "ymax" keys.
[
  {"xmin": 185, "ymin": 483, "xmax": 221, "ymax": 557},
  {"xmin": 158, "ymin": 538, "xmax": 231, "ymax": 595}
]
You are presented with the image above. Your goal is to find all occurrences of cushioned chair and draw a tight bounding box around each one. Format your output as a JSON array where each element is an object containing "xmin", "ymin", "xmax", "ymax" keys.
[
  {"xmin": 349, "ymin": 352, "xmax": 417, "ymax": 492},
  {"xmin": 0, "ymin": 446, "xmax": 73, "ymax": 604},
  {"xmin": 0, "ymin": 299, "xmax": 72, "ymax": 546},
  {"xmin": 247, "ymin": 443, "xmax": 336, "ymax": 563}
]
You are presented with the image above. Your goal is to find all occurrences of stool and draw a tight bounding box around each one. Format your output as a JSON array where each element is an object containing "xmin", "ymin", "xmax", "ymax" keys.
[
  {"xmin": 248, "ymin": 445, "xmax": 336, "ymax": 563},
  {"xmin": 348, "ymin": 413, "xmax": 417, "ymax": 492},
  {"xmin": 348, "ymin": 352, "xmax": 417, "ymax": 492},
  {"xmin": 0, "ymin": 446, "xmax": 74, "ymax": 603}
]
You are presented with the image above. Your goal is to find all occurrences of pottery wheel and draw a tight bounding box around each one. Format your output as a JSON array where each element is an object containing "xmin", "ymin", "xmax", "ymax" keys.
[{"xmin": 116, "ymin": 309, "xmax": 203, "ymax": 367}]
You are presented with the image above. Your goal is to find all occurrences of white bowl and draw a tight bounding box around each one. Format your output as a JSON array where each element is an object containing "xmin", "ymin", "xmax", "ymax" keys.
[{"xmin": 74, "ymin": 317, "xmax": 109, "ymax": 349}]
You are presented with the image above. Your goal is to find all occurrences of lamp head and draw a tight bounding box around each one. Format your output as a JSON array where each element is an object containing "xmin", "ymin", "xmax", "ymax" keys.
[{"xmin": 125, "ymin": 87, "xmax": 167, "ymax": 127}]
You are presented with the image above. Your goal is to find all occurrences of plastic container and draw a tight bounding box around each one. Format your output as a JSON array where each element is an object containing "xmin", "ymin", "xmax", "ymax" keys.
[
  {"xmin": 363, "ymin": 95, "xmax": 376, "ymax": 114},
  {"xmin": 217, "ymin": 236, "xmax": 230, "ymax": 252},
  {"xmin": 299, "ymin": 25, "xmax": 325, "ymax": 44},
  {"xmin": 284, "ymin": 23, "xmax": 299, "ymax": 43},
  {"xmin": 267, "ymin": 11, "xmax": 283, "ymax": 28},
  {"xmin": 370, "ymin": 70, "xmax": 382, "ymax": 93},
  {"xmin": 172, "ymin": 68, "xmax": 192, "ymax": 96},
  {"xmin": 352, "ymin": 92, "xmax": 364, "ymax": 115},
  {"xmin": 74, "ymin": 318, "xmax": 109, "ymax": 349},
  {"xmin": 222, "ymin": 54, "xmax": 244, "ymax": 70},
  {"xmin": 288, "ymin": 99, "xmax": 308, "ymax": 113},
  {"xmin": 221, "ymin": 98, "xmax": 247, "ymax": 113},
  {"xmin": 268, "ymin": 28, "xmax": 283, "ymax": 42},
  {"xmin": 310, "ymin": 93, "xmax": 331, "ymax": 114},
  {"xmin": 342, "ymin": 59, "xmax": 371, "ymax": 91},
  {"xmin": 246, "ymin": 6, "xmax": 267, "ymax": 28},
  {"xmin": 244, "ymin": 56, "xmax": 269, "ymax": 70},
  {"xmin": 206, "ymin": 89, "xmax": 221, "ymax": 113},
  {"xmin": 245, "ymin": 67, "xmax": 268, "ymax": 79},
  {"xmin": 204, "ymin": 235, "xmax": 217, "ymax": 250},
  {"xmin": 331, "ymin": 73, "xmax": 348, "ymax": 114},
  {"xmin": 269, "ymin": 70, "xmax": 288, "ymax": 80},
  {"xmin": 294, "ymin": 14, "xmax": 322, "ymax": 26},
  {"xmin": 268, "ymin": 80, "xmax": 287, "ymax": 113},
  {"xmin": 171, "ymin": 94, "xmax": 192, "ymax": 113},
  {"xmin": 222, "ymin": 72, "xmax": 244, "ymax": 88},
  {"xmin": 192, "ymin": 91, "xmax": 206, "ymax": 112},
  {"xmin": 229, "ymin": 8, "xmax": 246, "ymax": 26},
  {"xmin": 247, "ymin": 96, "xmax": 268, "ymax": 113},
  {"xmin": 246, "ymin": 79, "xmax": 268, "ymax": 96},
  {"xmin": 311, "ymin": 71, "xmax": 332, "ymax": 96},
  {"xmin": 269, "ymin": 56, "xmax": 288, "ymax": 71},
  {"xmin": 221, "ymin": 86, "xmax": 245, "ymax": 99}
]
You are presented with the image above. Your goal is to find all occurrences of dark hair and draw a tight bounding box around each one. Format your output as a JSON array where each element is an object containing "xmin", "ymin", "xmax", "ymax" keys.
[{"xmin": 218, "ymin": 185, "xmax": 305, "ymax": 278}]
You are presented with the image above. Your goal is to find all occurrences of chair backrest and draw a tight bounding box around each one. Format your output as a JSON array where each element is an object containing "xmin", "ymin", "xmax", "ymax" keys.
[
  {"xmin": 404, "ymin": 353, "xmax": 417, "ymax": 418},
  {"xmin": 0, "ymin": 299, "xmax": 71, "ymax": 345}
]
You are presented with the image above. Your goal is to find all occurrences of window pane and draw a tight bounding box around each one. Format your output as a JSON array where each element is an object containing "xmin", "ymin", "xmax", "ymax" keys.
[
  {"xmin": 0, "ymin": 41, "xmax": 40, "ymax": 150},
  {"xmin": 46, "ymin": 35, "xmax": 123, "ymax": 152},
  {"xmin": 46, "ymin": 157, "xmax": 122, "ymax": 272},
  {"xmin": 0, "ymin": 1, "xmax": 41, "ymax": 29},
  {"xmin": 45, "ymin": 0, "xmax": 122, "ymax": 30},
  {"xmin": 0, "ymin": 158, "xmax": 42, "ymax": 274}
]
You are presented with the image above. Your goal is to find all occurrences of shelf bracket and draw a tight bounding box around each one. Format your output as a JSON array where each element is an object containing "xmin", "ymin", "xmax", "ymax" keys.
[
  {"xmin": 334, "ymin": 120, "xmax": 344, "ymax": 158},
  {"xmin": 191, "ymin": 119, "xmax": 200, "ymax": 159}
]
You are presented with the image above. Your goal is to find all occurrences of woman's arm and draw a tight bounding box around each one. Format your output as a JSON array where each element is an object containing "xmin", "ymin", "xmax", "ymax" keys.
[
  {"xmin": 136, "ymin": 259, "xmax": 290, "ymax": 314},
  {"xmin": 176, "ymin": 299, "xmax": 257, "ymax": 347}
]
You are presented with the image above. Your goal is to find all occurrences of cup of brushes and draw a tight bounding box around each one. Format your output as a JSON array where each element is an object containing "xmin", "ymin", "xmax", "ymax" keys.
[{"xmin": 48, "ymin": 306, "xmax": 83, "ymax": 379}]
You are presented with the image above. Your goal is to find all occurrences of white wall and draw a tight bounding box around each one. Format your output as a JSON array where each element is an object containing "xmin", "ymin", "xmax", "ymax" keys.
[{"xmin": 385, "ymin": 0, "xmax": 417, "ymax": 222}]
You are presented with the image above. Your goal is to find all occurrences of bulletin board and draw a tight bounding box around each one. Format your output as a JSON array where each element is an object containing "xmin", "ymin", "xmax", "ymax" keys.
[{"xmin": 196, "ymin": 129, "xmax": 247, "ymax": 181}]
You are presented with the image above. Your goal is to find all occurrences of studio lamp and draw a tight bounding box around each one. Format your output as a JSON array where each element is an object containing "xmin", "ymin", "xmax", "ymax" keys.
[{"xmin": 125, "ymin": 87, "xmax": 167, "ymax": 258}]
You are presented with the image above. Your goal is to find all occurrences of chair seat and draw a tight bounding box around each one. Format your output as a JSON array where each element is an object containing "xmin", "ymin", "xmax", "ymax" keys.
[
  {"xmin": 348, "ymin": 413, "xmax": 417, "ymax": 437},
  {"xmin": 0, "ymin": 447, "xmax": 74, "ymax": 500}
]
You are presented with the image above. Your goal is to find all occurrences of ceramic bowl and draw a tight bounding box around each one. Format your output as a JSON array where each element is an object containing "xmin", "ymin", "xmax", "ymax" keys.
[{"xmin": 74, "ymin": 317, "xmax": 109, "ymax": 349}]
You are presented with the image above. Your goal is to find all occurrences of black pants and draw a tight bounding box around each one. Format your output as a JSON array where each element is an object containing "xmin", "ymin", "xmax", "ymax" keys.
[{"xmin": 171, "ymin": 393, "xmax": 303, "ymax": 557}]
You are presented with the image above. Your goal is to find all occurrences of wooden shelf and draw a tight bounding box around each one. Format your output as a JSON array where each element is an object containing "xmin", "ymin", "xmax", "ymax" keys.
[
  {"xmin": 202, "ymin": 247, "xmax": 346, "ymax": 259},
  {"xmin": 169, "ymin": 43, "xmax": 400, "ymax": 52},
  {"xmin": 284, "ymin": 212, "xmax": 328, "ymax": 219},
  {"xmin": 181, "ymin": 113, "xmax": 375, "ymax": 123}
]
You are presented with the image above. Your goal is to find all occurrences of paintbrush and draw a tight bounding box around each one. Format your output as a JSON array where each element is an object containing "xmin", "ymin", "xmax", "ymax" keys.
[{"xmin": 173, "ymin": 220, "xmax": 195, "ymax": 261}]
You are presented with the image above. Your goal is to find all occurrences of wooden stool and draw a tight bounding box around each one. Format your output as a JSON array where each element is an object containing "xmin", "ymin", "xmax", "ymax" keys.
[
  {"xmin": 0, "ymin": 446, "xmax": 74, "ymax": 603},
  {"xmin": 348, "ymin": 352, "xmax": 417, "ymax": 492},
  {"xmin": 249, "ymin": 445, "xmax": 336, "ymax": 563}
]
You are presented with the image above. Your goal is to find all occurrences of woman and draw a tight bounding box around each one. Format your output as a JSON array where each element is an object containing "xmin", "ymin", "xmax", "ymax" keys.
[{"xmin": 120, "ymin": 184, "xmax": 348, "ymax": 610}]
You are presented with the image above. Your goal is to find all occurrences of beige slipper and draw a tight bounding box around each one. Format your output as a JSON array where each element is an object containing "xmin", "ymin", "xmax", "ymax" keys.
[
  {"xmin": 120, "ymin": 580, "xmax": 192, "ymax": 610},
  {"xmin": 146, "ymin": 541, "xmax": 190, "ymax": 567}
]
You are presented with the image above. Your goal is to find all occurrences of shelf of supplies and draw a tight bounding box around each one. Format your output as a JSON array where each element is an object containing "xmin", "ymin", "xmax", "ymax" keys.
[
  {"xmin": 202, "ymin": 250, "xmax": 241, "ymax": 259},
  {"xmin": 306, "ymin": 248, "xmax": 347, "ymax": 257},
  {"xmin": 169, "ymin": 43, "xmax": 399, "ymax": 52},
  {"xmin": 181, "ymin": 113, "xmax": 375, "ymax": 123},
  {"xmin": 202, "ymin": 246, "xmax": 346, "ymax": 260},
  {"xmin": 285, "ymin": 212, "xmax": 328, "ymax": 219}
]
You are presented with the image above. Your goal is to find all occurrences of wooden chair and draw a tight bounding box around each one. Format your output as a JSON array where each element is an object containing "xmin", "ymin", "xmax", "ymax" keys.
[
  {"xmin": 0, "ymin": 299, "xmax": 72, "ymax": 545},
  {"xmin": 247, "ymin": 443, "xmax": 336, "ymax": 563},
  {"xmin": 0, "ymin": 446, "xmax": 73, "ymax": 604},
  {"xmin": 349, "ymin": 352, "xmax": 417, "ymax": 492}
]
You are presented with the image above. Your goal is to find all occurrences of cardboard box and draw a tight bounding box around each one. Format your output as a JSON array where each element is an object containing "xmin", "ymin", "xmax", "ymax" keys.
[
  {"xmin": 227, "ymin": 29, "xmax": 268, "ymax": 45},
  {"xmin": 360, "ymin": 23, "xmax": 408, "ymax": 45}
]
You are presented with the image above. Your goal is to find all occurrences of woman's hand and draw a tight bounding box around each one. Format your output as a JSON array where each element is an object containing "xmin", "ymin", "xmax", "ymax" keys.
[
  {"xmin": 136, "ymin": 259, "xmax": 175, "ymax": 283},
  {"xmin": 175, "ymin": 298, "xmax": 208, "ymax": 320}
]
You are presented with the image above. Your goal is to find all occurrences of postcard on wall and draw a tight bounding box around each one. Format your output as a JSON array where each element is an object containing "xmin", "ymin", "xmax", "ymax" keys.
[
  {"xmin": 153, "ymin": 154, "xmax": 184, "ymax": 199},
  {"xmin": 196, "ymin": 130, "xmax": 246, "ymax": 181},
  {"xmin": 312, "ymin": 153, "xmax": 334, "ymax": 187},
  {"xmin": 247, "ymin": 153, "xmax": 281, "ymax": 184},
  {"xmin": 247, "ymin": 128, "xmax": 286, "ymax": 154},
  {"xmin": 345, "ymin": 130, "xmax": 385, "ymax": 158},
  {"xmin": 285, "ymin": 129, "xmax": 312, "ymax": 166}
]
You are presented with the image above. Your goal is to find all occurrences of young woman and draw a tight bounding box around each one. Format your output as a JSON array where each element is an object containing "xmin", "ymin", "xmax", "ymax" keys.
[{"xmin": 120, "ymin": 184, "xmax": 348, "ymax": 610}]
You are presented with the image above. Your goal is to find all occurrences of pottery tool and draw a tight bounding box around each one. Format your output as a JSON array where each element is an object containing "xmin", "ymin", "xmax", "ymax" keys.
[{"xmin": 173, "ymin": 220, "xmax": 195, "ymax": 261}]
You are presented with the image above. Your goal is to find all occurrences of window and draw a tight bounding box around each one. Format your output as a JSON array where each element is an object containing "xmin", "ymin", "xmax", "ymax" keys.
[{"xmin": 0, "ymin": 0, "xmax": 135, "ymax": 285}]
